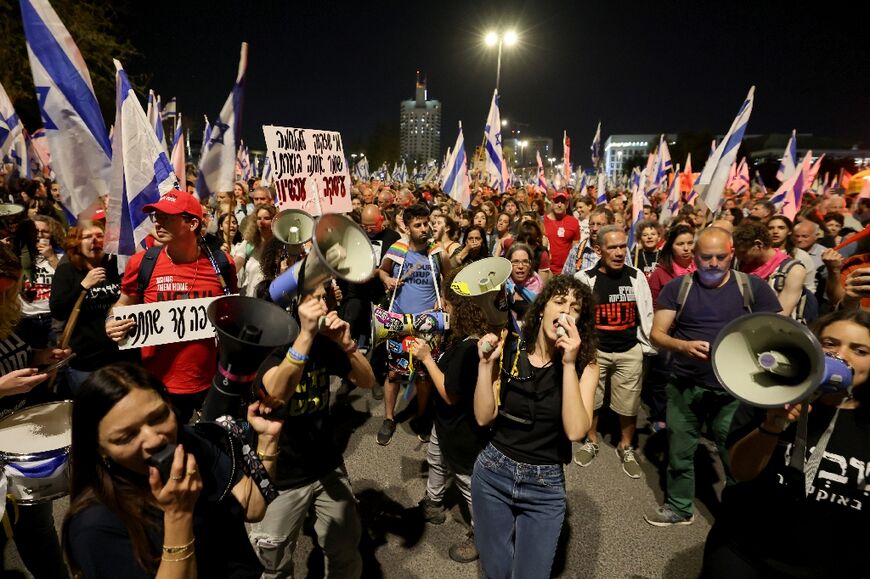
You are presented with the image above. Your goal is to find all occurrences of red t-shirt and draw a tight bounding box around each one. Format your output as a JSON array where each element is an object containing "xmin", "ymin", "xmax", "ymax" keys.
[
  {"xmin": 121, "ymin": 248, "xmax": 236, "ymax": 395},
  {"xmin": 543, "ymin": 214, "xmax": 580, "ymax": 275}
]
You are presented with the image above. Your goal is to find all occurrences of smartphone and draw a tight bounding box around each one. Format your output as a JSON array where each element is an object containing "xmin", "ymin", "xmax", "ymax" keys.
[
  {"xmin": 146, "ymin": 444, "xmax": 178, "ymax": 484},
  {"xmin": 39, "ymin": 353, "xmax": 77, "ymax": 374}
]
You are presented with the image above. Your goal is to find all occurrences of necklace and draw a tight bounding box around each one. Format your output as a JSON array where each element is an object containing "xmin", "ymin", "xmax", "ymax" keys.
[{"xmin": 640, "ymin": 249, "xmax": 659, "ymax": 270}]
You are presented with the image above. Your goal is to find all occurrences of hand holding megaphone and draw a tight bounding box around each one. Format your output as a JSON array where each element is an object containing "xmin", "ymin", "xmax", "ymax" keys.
[
  {"xmin": 297, "ymin": 294, "xmax": 327, "ymax": 337},
  {"xmin": 408, "ymin": 338, "xmax": 432, "ymax": 362},
  {"xmin": 318, "ymin": 310, "xmax": 351, "ymax": 347},
  {"xmin": 762, "ymin": 402, "xmax": 810, "ymax": 434},
  {"xmin": 554, "ymin": 313, "xmax": 581, "ymax": 363},
  {"xmin": 478, "ymin": 332, "xmax": 503, "ymax": 362}
]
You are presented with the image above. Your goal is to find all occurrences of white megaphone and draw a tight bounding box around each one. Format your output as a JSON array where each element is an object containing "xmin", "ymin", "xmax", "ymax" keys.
[
  {"xmin": 450, "ymin": 257, "xmax": 512, "ymax": 328},
  {"xmin": 272, "ymin": 209, "xmax": 314, "ymax": 254},
  {"xmin": 712, "ymin": 312, "xmax": 853, "ymax": 408},
  {"xmin": 269, "ymin": 213, "xmax": 377, "ymax": 307}
]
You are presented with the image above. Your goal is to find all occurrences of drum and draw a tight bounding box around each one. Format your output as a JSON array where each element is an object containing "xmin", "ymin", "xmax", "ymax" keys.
[{"xmin": 0, "ymin": 401, "xmax": 72, "ymax": 504}]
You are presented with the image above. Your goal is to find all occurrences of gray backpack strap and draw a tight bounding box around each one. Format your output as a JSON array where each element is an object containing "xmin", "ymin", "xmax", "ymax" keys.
[{"xmin": 734, "ymin": 271, "xmax": 754, "ymax": 312}]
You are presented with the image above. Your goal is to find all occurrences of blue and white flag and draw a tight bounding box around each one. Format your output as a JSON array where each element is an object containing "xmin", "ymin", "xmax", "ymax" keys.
[
  {"xmin": 0, "ymin": 82, "xmax": 28, "ymax": 172},
  {"xmin": 698, "ymin": 86, "xmax": 755, "ymax": 213},
  {"xmin": 423, "ymin": 160, "xmax": 438, "ymax": 183},
  {"xmin": 661, "ymin": 163, "xmax": 682, "ymax": 223},
  {"xmin": 170, "ymin": 113, "xmax": 185, "ymax": 184},
  {"xmin": 260, "ymin": 154, "xmax": 273, "ymax": 187},
  {"xmin": 483, "ymin": 89, "xmax": 507, "ymax": 193},
  {"xmin": 20, "ymin": 0, "xmax": 111, "ymax": 216},
  {"xmin": 776, "ymin": 129, "xmax": 797, "ymax": 183},
  {"xmin": 161, "ymin": 97, "xmax": 177, "ymax": 121},
  {"xmin": 105, "ymin": 60, "xmax": 177, "ymax": 256},
  {"xmin": 236, "ymin": 140, "xmax": 251, "ymax": 181},
  {"xmin": 146, "ymin": 90, "xmax": 168, "ymax": 156},
  {"xmin": 772, "ymin": 150, "xmax": 812, "ymax": 221},
  {"xmin": 354, "ymin": 156, "xmax": 370, "ymax": 181},
  {"xmin": 591, "ymin": 121, "xmax": 601, "ymax": 168},
  {"xmin": 442, "ymin": 122, "xmax": 470, "ymax": 207},
  {"xmin": 197, "ymin": 42, "xmax": 247, "ymax": 199}
]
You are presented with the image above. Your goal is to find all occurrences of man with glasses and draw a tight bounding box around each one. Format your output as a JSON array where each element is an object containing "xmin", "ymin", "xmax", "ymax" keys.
[
  {"xmin": 543, "ymin": 191, "xmax": 580, "ymax": 275},
  {"xmin": 104, "ymin": 189, "xmax": 237, "ymax": 422}
]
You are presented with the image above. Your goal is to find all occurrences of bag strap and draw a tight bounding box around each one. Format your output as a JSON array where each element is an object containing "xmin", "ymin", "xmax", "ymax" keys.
[
  {"xmin": 429, "ymin": 250, "xmax": 442, "ymax": 310},
  {"xmin": 387, "ymin": 254, "xmax": 406, "ymax": 312},
  {"xmin": 674, "ymin": 274, "xmax": 693, "ymax": 322},
  {"xmin": 136, "ymin": 245, "xmax": 164, "ymax": 299},
  {"xmin": 733, "ymin": 271, "xmax": 754, "ymax": 312}
]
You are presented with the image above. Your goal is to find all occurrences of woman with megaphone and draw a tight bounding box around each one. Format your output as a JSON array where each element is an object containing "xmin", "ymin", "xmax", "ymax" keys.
[
  {"xmin": 471, "ymin": 276, "xmax": 599, "ymax": 579},
  {"xmin": 407, "ymin": 268, "xmax": 496, "ymax": 564},
  {"xmin": 702, "ymin": 309, "xmax": 870, "ymax": 578}
]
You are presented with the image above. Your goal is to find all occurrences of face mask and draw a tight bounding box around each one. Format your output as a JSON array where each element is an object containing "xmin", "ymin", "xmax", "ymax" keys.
[{"xmin": 697, "ymin": 267, "xmax": 727, "ymax": 285}]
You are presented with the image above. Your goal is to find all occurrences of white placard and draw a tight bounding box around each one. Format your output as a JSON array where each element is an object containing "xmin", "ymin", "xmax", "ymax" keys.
[
  {"xmin": 262, "ymin": 125, "xmax": 353, "ymax": 216},
  {"xmin": 115, "ymin": 296, "xmax": 221, "ymax": 350}
]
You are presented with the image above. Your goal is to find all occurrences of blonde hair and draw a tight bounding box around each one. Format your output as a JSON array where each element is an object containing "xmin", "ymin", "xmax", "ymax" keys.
[{"xmin": 0, "ymin": 245, "xmax": 23, "ymax": 340}]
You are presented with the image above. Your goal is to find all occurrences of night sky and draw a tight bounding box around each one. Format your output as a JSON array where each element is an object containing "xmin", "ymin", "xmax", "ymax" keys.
[{"xmin": 128, "ymin": 0, "xmax": 869, "ymax": 155}]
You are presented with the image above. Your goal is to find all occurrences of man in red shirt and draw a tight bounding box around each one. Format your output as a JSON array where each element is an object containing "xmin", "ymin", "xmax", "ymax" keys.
[
  {"xmin": 105, "ymin": 189, "xmax": 237, "ymax": 422},
  {"xmin": 543, "ymin": 191, "xmax": 581, "ymax": 275}
]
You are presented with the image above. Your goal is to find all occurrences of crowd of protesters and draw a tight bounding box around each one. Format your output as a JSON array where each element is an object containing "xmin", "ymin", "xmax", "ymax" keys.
[{"xmin": 1, "ymin": 162, "xmax": 869, "ymax": 578}]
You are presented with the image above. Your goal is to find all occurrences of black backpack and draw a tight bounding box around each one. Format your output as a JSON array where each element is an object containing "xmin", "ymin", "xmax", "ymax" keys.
[{"xmin": 768, "ymin": 258, "xmax": 818, "ymax": 324}]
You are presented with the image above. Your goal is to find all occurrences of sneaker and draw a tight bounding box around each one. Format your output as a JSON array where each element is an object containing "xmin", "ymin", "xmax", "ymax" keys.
[
  {"xmin": 376, "ymin": 419, "xmax": 396, "ymax": 446},
  {"xmin": 573, "ymin": 439, "xmax": 599, "ymax": 467},
  {"xmin": 409, "ymin": 417, "xmax": 431, "ymax": 442},
  {"xmin": 420, "ymin": 497, "xmax": 446, "ymax": 524},
  {"xmin": 448, "ymin": 531, "xmax": 478, "ymax": 563},
  {"xmin": 644, "ymin": 505, "xmax": 694, "ymax": 527},
  {"xmin": 616, "ymin": 445, "xmax": 642, "ymax": 479},
  {"xmin": 372, "ymin": 383, "xmax": 384, "ymax": 401}
]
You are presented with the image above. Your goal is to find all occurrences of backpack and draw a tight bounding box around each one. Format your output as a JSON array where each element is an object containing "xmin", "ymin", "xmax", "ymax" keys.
[
  {"xmin": 768, "ymin": 258, "xmax": 818, "ymax": 324},
  {"xmin": 136, "ymin": 244, "xmax": 233, "ymax": 299},
  {"xmin": 675, "ymin": 271, "xmax": 754, "ymax": 322}
]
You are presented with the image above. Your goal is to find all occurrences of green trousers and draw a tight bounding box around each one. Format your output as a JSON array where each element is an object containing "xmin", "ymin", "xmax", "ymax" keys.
[{"xmin": 665, "ymin": 380, "xmax": 739, "ymax": 517}]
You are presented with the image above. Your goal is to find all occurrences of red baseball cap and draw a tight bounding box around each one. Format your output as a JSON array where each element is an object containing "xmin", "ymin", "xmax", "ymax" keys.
[
  {"xmin": 142, "ymin": 189, "xmax": 203, "ymax": 219},
  {"xmin": 552, "ymin": 191, "xmax": 570, "ymax": 203}
]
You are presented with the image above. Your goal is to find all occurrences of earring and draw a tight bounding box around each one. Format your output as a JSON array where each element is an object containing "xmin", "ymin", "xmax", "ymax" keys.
[{"xmin": 100, "ymin": 456, "xmax": 112, "ymax": 470}]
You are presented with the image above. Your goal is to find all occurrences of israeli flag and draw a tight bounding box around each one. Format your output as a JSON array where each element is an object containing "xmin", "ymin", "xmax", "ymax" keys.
[
  {"xmin": 354, "ymin": 156, "xmax": 370, "ymax": 181},
  {"xmin": 698, "ymin": 86, "xmax": 755, "ymax": 213},
  {"xmin": 20, "ymin": 0, "xmax": 111, "ymax": 216},
  {"xmin": 423, "ymin": 160, "xmax": 438, "ymax": 183},
  {"xmin": 596, "ymin": 170, "xmax": 607, "ymax": 205},
  {"xmin": 260, "ymin": 154, "xmax": 273, "ymax": 187},
  {"xmin": 146, "ymin": 90, "xmax": 168, "ymax": 156},
  {"xmin": 170, "ymin": 113, "xmax": 185, "ymax": 184},
  {"xmin": 660, "ymin": 163, "xmax": 682, "ymax": 223},
  {"xmin": 483, "ymin": 89, "xmax": 507, "ymax": 193},
  {"xmin": 0, "ymin": 82, "xmax": 28, "ymax": 173},
  {"xmin": 162, "ymin": 97, "xmax": 177, "ymax": 121},
  {"xmin": 591, "ymin": 121, "xmax": 601, "ymax": 167},
  {"xmin": 104, "ymin": 60, "xmax": 177, "ymax": 256},
  {"xmin": 442, "ymin": 122, "xmax": 470, "ymax": 207},
  {"xmin": 773, "ymin": 151, "xmax": 812, "ymax": 221},
  {"xmin": 197, "ymin": 42, "xmax": 247, "ymax": 199},
  {"xmin": 236, "ymin": 140, "xmax": 251, "ymax": 181},
  {"xmin": 776, "ymin": 129, "xmax": 797, "ymax": 183}
]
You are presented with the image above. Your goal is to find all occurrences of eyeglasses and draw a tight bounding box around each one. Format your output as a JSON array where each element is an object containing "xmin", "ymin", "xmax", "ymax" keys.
[
  {"xmin": 148, "ymin": 212, "xmax": 193, "ymax": 223},
  {"xmin": 511, "ymin": 259, "xmax": 531, "ymax": 266}
]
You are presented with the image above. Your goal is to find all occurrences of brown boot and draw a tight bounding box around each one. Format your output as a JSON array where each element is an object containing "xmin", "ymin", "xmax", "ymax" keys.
[{"xmin": 448, "ymin": 530, "xmax": 478, "ymax": 563}]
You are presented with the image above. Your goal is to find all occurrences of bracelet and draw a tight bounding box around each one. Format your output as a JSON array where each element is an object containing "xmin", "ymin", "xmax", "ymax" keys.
[
  {"xmin": 257, "ymin": 450, "xmax": 280, "ymax": 461},
  {"xmin": 757, "ymin": 424, "xmax": 783, "ymax": 437},
  {"xmin": 286, "ymin": 347, "xmax": 309, "ymax": 363},
  {"xmin": 163, "ymin": 538, "xmax": 195, "ymax": 553},
  {"xmin": 344, "ymin": 340, "xmax": 358, "ymax": 354},
  {"xmin": 162, "ymin": 549, "xmax": 195, "ymax": 562},
  {"xmin": 285, "ymin": 352, "xmax": 306, "ymax": 366},
  {"xmin": 105, "ymin": 315, "xmax": 116, "ymax": 323}
]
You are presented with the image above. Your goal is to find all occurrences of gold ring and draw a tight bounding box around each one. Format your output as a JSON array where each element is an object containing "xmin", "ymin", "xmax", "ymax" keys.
[
  {"xmin": 170, "ymin": 475, "xmax": 184, "ymax": 481},
  {"xmin": 187, "ymin": 469, "xmax": 198, "ymax": 476}
]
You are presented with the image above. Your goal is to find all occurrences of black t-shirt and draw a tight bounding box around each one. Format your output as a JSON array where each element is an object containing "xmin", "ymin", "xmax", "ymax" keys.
[
  {"xmin": 67, "ymin": 425, "xmax": 261, "ymax": 579},
  {"xmin": 434, "ymin": 337, "xmax": 488, "ymax": 474},
  {"xmin": 254, "ymin": 335, "xmax": 351, "ymax": 489},
  {"xmin": 0, "ymin": 330, "xmax": 33, "ymax": 420},
  {"xmin": 491, "ymin": 341, "xmax": 571, "ymax": 465},
  {"xmin": 50, "ymin": 254, "xmax": 136, "ymax": 371},
  {"xmin": 656, "ymin": 272, "xmax": 781, "ymax": 388},
  {"xmin": 711, "ymin": 403, "xmax": 870, "ymax": 577},
  {"xmin": 637, "ymin": 249, "xmax": 659, "ymax": 277},
  {"xmin": 587, "ymin": 266, "xmax": 639, "ymax": 354}
]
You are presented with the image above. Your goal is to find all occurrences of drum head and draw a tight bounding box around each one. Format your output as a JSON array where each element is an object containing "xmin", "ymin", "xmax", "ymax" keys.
[{"xmin": 0, "ymin": 401, "xmax": 72, "ymax": 456}]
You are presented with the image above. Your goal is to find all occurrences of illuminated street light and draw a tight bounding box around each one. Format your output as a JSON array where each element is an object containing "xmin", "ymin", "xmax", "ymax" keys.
[{"xmin": 483, "ymin": 29, "xmax": 519, "ymax": 92}]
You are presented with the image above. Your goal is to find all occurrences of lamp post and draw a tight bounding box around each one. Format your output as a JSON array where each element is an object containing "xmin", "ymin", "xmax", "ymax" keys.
[{"xmin": 484, "ymin": 30, "xmax": 518, "ymax": 92}]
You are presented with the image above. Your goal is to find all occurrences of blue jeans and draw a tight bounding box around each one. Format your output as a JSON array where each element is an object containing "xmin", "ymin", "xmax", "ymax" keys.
[{"xmin": 472, "ymin": 443, "xmax": 566, "ymax": 579}]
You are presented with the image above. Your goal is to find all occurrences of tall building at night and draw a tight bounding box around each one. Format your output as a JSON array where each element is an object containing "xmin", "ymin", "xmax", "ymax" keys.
[{"xmin": 400, "ymin": 72, "xmax": 441, "ymax": 164}]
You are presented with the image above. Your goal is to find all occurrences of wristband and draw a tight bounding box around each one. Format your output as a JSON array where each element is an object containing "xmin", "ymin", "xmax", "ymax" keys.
[
  {"xmin": 286, "ymin": 347, "xmax": 309, "ymax": 363},
  {"xmin": 285, "ymin": 353, "xmax": 306, "ymax": 366},
  {"xmin": 757, "ymin": 424, "xmax": 783, "ymax": 437}
]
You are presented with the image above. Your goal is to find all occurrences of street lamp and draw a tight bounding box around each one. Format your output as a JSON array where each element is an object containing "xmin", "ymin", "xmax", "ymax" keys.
[{"xmin": 484, "ymin": 29, "xmax": 518, "ymax": 91}]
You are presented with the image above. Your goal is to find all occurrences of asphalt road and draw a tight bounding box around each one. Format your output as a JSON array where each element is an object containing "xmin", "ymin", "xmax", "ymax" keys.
[{"xmin": 6, "ymin": 381, "xmax": 726, "ymax": 578}]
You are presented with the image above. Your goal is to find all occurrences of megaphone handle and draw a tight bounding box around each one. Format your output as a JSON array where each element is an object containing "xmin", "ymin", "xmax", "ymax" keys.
[{"xmin": 787, "ymin": 402, "xmax": 811, "ymax": 476}]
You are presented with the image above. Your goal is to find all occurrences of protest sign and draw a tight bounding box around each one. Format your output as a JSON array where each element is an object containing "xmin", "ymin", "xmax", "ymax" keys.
[
  {"xmin": 262, "ymin": 125, "xmax": 352, "ymax": 215},
  {"xmin": 114, "ymin": 296, "xmax": 221, "ymax": 350}
]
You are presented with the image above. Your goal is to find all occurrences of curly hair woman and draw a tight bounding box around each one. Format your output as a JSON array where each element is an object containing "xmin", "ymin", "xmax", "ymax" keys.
[
  {"xmin": 471, "ymin": 275, "xmax": 599, "ymax": 579},
  {"xmin": 408, "ymin": 267, "xmax": 499, "ymax": 563}
]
